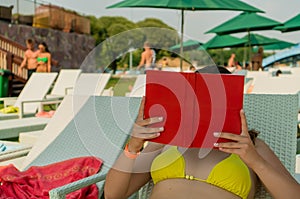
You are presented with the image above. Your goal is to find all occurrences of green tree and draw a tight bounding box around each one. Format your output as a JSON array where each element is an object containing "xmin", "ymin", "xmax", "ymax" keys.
[
  {"xmin": 89, "ymin": 16, "xmax": 142, "ymax": 73},
  {"xmin": 89, "ymin": 16, "xmax": 180, "ymax": 73},
  {"xmin": 136, "ymin": 18, "xmax": 179, "ymax": 61}
]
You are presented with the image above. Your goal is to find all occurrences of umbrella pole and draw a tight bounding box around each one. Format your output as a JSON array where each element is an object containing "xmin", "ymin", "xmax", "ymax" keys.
[
  {"xmin": 247, "ymin": 30, "xmax": 252, "ymax": 70},
  {"xmin": 180, "ymin": 9, "xmax": 184, "ymax": 72},
  {"xmin": 220, "ymin": 49, "xmax": 224, "ymax": 65},
  {"xmin": 243, "ymin": 45, "xmax": 247, "ymax": 68}
]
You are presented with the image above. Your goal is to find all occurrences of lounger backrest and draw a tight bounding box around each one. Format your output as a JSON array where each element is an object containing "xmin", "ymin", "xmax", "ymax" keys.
[
  {"xmin": 244, "ymin": 93, "xmax": 298, "ymax": 198},
  {"xmin": 71, "ymin": 73, "xmax": 111, "ymax": 96},
  {"xmin": 244, "ymin": 94, "xmax": 298, "ymax": 176},
  {"xmin": 251, "ymin": 76, "xmax": 300, "ymax": 94},
  {"xmin": 50, "ymin": 69, "xmax": 81, "ymax": 96}
]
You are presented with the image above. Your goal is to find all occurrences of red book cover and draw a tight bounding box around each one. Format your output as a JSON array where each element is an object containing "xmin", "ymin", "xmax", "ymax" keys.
[{"xmin": 144, "ymin": 70, "xmax": 244, "ymax": 148}]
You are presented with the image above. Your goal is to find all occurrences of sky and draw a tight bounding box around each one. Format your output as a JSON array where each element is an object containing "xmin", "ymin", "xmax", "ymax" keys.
[{"xmin": 2, "ymin": 0, "xmax": 300, "ymax": 44}]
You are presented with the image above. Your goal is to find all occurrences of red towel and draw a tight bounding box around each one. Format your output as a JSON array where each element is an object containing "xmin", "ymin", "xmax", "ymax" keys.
[{"xmin": 0, "ymin": 156, "xmax": 102, "ymax": 199}]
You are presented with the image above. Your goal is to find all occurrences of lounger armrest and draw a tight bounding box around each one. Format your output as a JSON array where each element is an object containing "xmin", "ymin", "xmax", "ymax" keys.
[
  {"xmin": 46, "ymin": 94, "xmax": 65, "ymax": 100},
  {"xmin": 0, "ymin": 97, "xmax": 18, "ymax": 107},
  {"xmin": 49, "ymin": 173, "xmax": 106, "ymax": 199},
  {"xmin": 20, "ymin": 99, "xmax": 63, "ymax": 118},
  {"xmin": 101, "ymin": 87, "xmax": 114, "ymax": 96},
  {"xmin": 65, "ymin": 87, "xmax": 74, "ymax": 95},
  {"xmin": 0, "ymin": 97, "xmax": 18, "ymax": 102},
  {"xmin": 0, "ymin": 147, "xmax": 32, "ymax": 162}
]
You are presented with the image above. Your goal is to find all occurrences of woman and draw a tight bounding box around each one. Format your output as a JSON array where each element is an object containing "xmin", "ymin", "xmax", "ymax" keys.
[
  {"xmin": 36, "ymin": 42, "xmax": 51, "ymax": 72},
  {"xmin": 104, "ymin": 66, "xmax": 300, "ymax": 199}
]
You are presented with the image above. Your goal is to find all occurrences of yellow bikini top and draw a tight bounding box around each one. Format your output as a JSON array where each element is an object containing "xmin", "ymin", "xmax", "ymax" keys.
[{"xmin": 150, "ymin": 146, "xmax": 251, "ymax": 199}]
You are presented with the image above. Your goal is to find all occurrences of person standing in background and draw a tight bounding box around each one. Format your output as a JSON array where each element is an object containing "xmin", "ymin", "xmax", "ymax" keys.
[
  {"xmin": 251, "ymin": 47, "xmax": 264, "ymax": 71},
  {"xmin": 137, "ymin": 41, "xmax": 155, "ymax": 73},
  {"xmin": 36, "ymin": 42, "xmax": 52, "ymax": 72},
  {"xmin": 19, "ymin": 39, "xmax": 39, "ymax": 78},
  {"xmin": 226, "ymin": 53, "xmax": 236, "ymax": 72},
  {"xmin": 227, "ymin": 53, "xmax": 236, "ymax": 68}
]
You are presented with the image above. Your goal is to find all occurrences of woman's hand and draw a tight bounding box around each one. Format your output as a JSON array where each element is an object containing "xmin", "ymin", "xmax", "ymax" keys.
[
  {"xmin": 214, "ymin": 109, "xmax": 263, "ymax": 167},
  {"xmin": 128, "ymin": 97, "xmax": 164, "ymax": 153}
]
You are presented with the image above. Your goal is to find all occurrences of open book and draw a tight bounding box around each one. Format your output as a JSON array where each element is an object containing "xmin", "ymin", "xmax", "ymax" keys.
[{"xmin": 144, "ymin": 70, "xmax": 244, "ymax": 148}]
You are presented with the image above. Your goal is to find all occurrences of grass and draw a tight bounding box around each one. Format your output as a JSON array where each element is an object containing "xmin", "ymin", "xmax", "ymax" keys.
[{"xmin": 105, "ymin": 76, "xmax": 137, "ymax": 96}]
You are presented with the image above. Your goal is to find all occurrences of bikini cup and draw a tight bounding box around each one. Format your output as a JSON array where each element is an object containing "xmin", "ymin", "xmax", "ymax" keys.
[{"xmin": 150, "ymin": 146, "xmax": 251, "ymax": 199}]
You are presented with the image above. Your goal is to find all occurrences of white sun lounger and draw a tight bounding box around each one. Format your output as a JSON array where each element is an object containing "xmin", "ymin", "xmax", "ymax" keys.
[
  {"xmin": 5, "ymin": 96, "xmax": 139, "ymax": 198},
  {"xmin": 0, "ymin": 72, "xmax": 58, "ymax": 120},
  {"xmin": 0, "ymin": 94, "xmax": 88, "ymax": 166},
  {"xmin": 0, "ymin": 117, "xmax": 50, "ymax": 140},
  {"xmin": 0, "ymin": 72, "xmax": 112, "ymax": 163},
  {"xmin": 17, "ymin": 73, "xmax": 112, "ymax": 146}
]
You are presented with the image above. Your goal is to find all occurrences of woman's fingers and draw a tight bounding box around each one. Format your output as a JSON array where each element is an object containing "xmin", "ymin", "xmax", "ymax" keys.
[
  {"xmin": 132, "ymin": 119, "xmax": 164, "ymax": 139},
  {"xmin": 132, "ymin": 127, "xmax": 164, "ymax": 139},
  {"xmin": 212, "ymin": 110, "xmax": 262, "ymax": 166},
  {"xmin": 128, "ymin": 96, "xmax": 165, "ymax": 151},
  {"xmin": 240, "ymin": 109, "xmax": 250, "ymax": 137},
  {"xmin": 214, "ymin": 132, "xmax": 248, "ymax": 142},
  {"xmin": 137, "ymin": 116, "xmax": 163, "ymax": 126},
  {"xmin": 215, "ymin": 141, "xmax": 248, "ymax": 149}
]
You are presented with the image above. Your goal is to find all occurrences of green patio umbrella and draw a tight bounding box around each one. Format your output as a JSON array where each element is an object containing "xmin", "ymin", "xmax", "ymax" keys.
[
  {"xmin": 206, "ymin": 12, "xmax": 281, "ymax": 66},
  {"xmin": 274, "ymin": 13, "xmax": 300, "ymax": 32},
  {"xmin": 239, "ymin": 33, "xmax": 281, "ymax": 66},
  {"xmin": 238, "ymin": 33, "xmax": 281, "ymax": 67},
  {"xmin": 201, "ymin": 34, "xmax": 247, "ymax": 66},
  {"xmin": 107, "ymin": 0, "xmax": 263, "ymax": 71},
  {"xmin": 241, "ymin": 33, "xmax": 280, "ymax": 46},
  {"xmin": 201, "ymin": 34, "xmax": 247, "ymax": 50},
  {"xmin": 169, "ymin": 39, "xmax": 202, "ymax": 52},
  {"xmin": 260, "ymin": 41, "xmax": 296, "ymax": 51},
  {"xmin": 206, "ymin": 12, "xmax": 281, "ymax": 35}
]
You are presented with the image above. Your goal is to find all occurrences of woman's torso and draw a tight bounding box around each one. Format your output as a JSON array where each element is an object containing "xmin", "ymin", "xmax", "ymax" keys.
[
  {"xmin": 149, "ymin": 147, "xmax": 257, "ymax": 199},
  {"xmin": 36, "ymin": 52, "xmax": 49, "ymax": 72}
]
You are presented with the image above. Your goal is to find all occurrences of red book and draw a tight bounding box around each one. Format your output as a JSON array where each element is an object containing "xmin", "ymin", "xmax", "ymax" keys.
[{"xmin": 144, "ymin": 70, "xmax": 244, "ymax": 148}]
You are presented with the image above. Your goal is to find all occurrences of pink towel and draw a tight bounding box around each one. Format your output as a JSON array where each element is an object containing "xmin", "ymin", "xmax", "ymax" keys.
[{"xmin": 35, "ymin": 110, "xmax": 56, "ymax": 118}]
